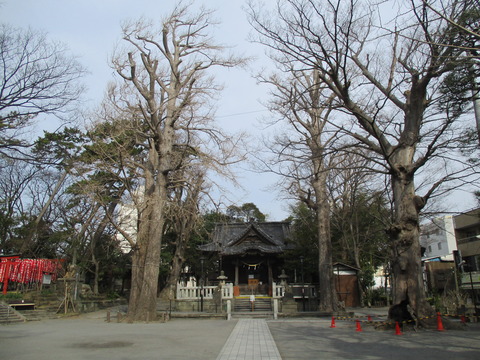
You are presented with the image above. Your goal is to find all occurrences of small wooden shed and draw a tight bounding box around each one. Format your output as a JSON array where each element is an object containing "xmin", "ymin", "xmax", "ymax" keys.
[{"xmin": 333, "ymin": 262, "xmax": 361, "ymax": 307}]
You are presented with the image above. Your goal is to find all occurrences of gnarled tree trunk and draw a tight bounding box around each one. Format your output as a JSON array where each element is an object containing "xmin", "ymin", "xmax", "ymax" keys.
[
  {"xmin": 127, "ymin": 169, "xmax": 168, "ymax": 322},
  {"xmin": 313, "ymin": 160, "xmax": 336, "ymax": 312},
  {"xmin": 389, "ymin": 150, "xmax": 433, "ymax": 319}
]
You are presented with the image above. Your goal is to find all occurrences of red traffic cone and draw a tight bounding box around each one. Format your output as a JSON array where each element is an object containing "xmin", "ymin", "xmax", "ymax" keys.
[
  {"xmin": 355, "ymin": 319, "xmax": 363, "ymax": 332},
  {"xmin": 330, "ymin": 316, "xmax": 336, "ymax": 328},
  {"xmin": 395, "ymin": 321, "xmax": 403, "ymax": 335},
  {"xmin": 436, "ymin": 312, "xmax": 445, "ymax": 331},
  {"xmin": 367, "ymin": 315, "xmax": 372, "ymax": 322}
]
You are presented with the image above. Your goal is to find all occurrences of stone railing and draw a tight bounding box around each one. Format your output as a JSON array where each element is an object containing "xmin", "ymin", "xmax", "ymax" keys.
[
  {"xmin": 176, "ymin": 283, "xmax": 292, "ymax": 300},
  {"xmin": 222, "ymin": 283, "xmax": 234, "ymax": 299},
  {"xmin": 272, "ymin": 282, "xmax": 285, "ymax": 298},
  {"xmin": 176, "ymin": 283, "xmax": 233, "ymax": 300}
]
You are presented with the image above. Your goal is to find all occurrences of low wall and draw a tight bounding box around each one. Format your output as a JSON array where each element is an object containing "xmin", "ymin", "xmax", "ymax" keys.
[
  {"xmin": 175, "ymin": 299, "xmax": 226, "ymax": 313},
  {"xmin": 76, "ymin": 298, "xmax": 127, "ymax": 313}
]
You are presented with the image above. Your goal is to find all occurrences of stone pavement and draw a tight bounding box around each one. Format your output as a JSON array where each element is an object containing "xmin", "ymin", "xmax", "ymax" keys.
[
  {"xmin": 268, "ymin": 317, "xmax": 480, "ymax": 360},
  {"xmin": 216, "ymin": 319, "xmax": 282, "ymax": 360},
  {"xmin": 1, "ymin": 310, "xmax": 480, "ymax": 360}
]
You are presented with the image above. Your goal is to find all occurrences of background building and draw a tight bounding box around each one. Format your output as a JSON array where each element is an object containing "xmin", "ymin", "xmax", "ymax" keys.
[
  {"xmin": 420, "ymin": 215, "xmax": 457, "ymax": 259},
  {"xmin": 454, "ymin": 208, "xmax": 480, "ymax": 272}
]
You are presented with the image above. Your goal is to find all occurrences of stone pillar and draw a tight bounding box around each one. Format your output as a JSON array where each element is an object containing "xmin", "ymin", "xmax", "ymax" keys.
[
  {"xmin": 273, "ymin": 298, "xmax": 278, "ymax": 320},
  {"xmin": 227, "ymin": 300, "xmax": 231, "ymax": 320}
]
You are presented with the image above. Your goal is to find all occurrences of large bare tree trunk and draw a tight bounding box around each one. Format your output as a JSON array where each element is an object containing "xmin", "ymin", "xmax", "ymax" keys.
[
  {"xmin": 129, "ymin": 245, "xmax": 161, "ymax": 321},
  {"xmin": 389, "ymin": 150, "xmax": 432, "ymax": 318},
  {"xmin": 127, "ymin": 176, "xmax": 167, "ymax": 322},
  {"xmin": 129, "ymin": 246, "xmax": 158, "ymax": 321},
  {"xmin": 313, "ymin": 163, "xmax": 336, "ymax": 312}
]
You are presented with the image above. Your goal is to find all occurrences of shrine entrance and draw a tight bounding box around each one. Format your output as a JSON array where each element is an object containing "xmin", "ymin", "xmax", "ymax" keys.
[
  {"xmin": 228, "ymin": 254, "xmax": 274, "ymax": 296},
  {"xmin": 199, "ymin": 221, "xmax": 292, "ymax": 297}
]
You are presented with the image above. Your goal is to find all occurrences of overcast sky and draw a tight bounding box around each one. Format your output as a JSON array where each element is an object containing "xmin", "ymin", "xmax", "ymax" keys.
[{"xmin": 1, "ymin": 0, "xmax": 293, "ymax": 220}]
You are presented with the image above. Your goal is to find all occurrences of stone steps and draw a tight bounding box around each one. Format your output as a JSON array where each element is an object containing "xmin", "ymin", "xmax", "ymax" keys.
[
  {"xmin": 18, "ymin": 308, "xmax": 60, "ymax": 321},
  {"xmin": 234, "ymin": 297, "xmax": 272, "ymax": 312},
  {"xmin": 0, "ymin": 302, "xmax": 26, "ymax": 324},
  {"xmin": 231, "ymin": 311, "xmax": 273, "ymax": 319}
]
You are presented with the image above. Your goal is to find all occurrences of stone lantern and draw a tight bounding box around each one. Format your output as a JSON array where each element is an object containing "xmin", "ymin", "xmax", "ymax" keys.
[
  {"xmin": 278, "ymin": 269, "xmax": 289, "ymax": 286},
  {"xmin": 217, "ymin": 270, "xmax": 228, "ymax": 286}
]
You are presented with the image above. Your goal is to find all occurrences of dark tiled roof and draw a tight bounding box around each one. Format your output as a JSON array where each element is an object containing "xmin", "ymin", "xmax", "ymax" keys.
[{"xmin": 199, "ymin": 221, "xmax": 292, "ymax": 255}]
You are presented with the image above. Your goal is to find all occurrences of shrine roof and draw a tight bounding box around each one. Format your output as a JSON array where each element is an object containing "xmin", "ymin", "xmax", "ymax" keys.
[{"xmin": 198, "ymin": 221, "xmax": 292, "ymax": 255}]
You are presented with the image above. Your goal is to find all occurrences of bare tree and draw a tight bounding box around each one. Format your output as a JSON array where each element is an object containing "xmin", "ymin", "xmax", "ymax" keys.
[
  {"xmin": 259, "ymin": 68, "xmax": 339, "ymax": 311},
  {"xmin": 159, "ymin": 166, "xmax": 206, "ymax": 300},
  {"xmin": 328, "ymin": 152, "xmax": 391, "ymax": 306},
  {"xmin": 0, "ymin": 157, "xmax": 39, "ymax": 253},
  {"xmin": 248, "ymin": 0, "xmax": 479, "ymax": 320},
  {"xmin": 95, "ymin": 4, "xmax": 245, "ymax": 321},
  {"xmin": 0, "ymin": 25, "xmax": 85, "ymax": 155}
]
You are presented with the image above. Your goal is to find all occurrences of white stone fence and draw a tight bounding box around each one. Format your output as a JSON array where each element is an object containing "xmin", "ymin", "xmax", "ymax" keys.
[
  {"xmin": 176, "ymin": 283, "xmax": 234, "ymax": 300},
  {"xmin": 176, "ymin": 282, "xmax": 286, "ymax": 300},
  {"xmin": 272, "ymin": 282, "xmax": 285, "ymax": 298}
]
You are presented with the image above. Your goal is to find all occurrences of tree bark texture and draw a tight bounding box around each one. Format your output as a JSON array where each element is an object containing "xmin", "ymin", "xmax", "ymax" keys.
[
  {"xmin": 313, "ymin": 162, "xmax": 336, "ymax": 312},
  {"xmin": 127, "ymin": 171, "xmax": 167, "ymax": 322},
  {"xmin": 389, "ymin": 151, "xmax": 433, "ymax": 318}
]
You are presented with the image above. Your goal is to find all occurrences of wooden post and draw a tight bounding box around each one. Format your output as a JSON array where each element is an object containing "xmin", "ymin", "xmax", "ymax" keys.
[
  {"xmin": 268, "ymin": 259, "xmax": 273, "ymax": 286},
  {"xmin": 234, "ymin": 260, "xmax": 239, "ymax": 286}
]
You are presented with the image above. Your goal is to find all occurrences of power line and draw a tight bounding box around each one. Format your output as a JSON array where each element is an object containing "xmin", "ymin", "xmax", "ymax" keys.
[{"xmin": 216, "ymin": 109, "xmax": 268, "ymax": 119}]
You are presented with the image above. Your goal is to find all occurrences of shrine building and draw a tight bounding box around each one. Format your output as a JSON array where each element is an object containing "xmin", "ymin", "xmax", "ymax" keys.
[{"xmin": 198, "ymin": 220, "xmax": 293, "ymax": 296}]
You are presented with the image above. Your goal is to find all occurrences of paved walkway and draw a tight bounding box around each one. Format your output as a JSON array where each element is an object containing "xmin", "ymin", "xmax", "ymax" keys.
[
  {"xmin": 216, "ymin": 319, "xmax": 282, "ymax": 360},
  {"xmin": 2, "ymin": 309, "xmax": 480, "ymax": 360}
]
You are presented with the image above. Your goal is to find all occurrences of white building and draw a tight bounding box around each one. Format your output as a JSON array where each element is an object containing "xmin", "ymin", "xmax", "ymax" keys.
[
  {"xmin": 115, "ymin": 189, "xmax": 143, "ymax": 253},
  {"xmin": 420, "ymin": 215, "xmax": 457, "ymax": 259}
]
